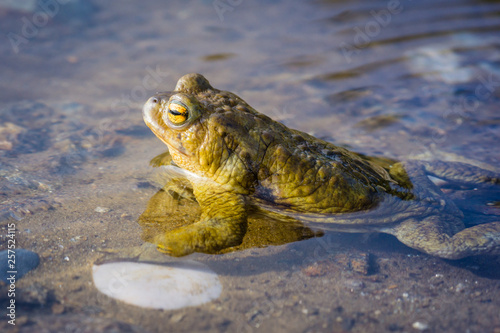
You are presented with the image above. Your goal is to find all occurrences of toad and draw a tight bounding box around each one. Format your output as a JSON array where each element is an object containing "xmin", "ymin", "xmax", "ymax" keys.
[{"xmin": 142, "ymin": 73, "xmax": 500, "ymax": 258}]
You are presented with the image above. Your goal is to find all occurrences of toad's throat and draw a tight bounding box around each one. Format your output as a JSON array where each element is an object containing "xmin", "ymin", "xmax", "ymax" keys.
[{"xmin": 160, "ymin": 136, "xmax": 190, "ymax": 158}]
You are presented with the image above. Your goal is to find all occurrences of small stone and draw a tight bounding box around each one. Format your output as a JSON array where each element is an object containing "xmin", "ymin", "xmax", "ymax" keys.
[
  {"xmin": 0, "ymin": 249, "xmax": 40, "ymax": 283},
  {"xmin": 421, "ymin": 298, "xmax": 431, "ymax": 308},
  {"xmin": 70, "ymin": 235, "xmax": 87, "ymax": 246},
  {"xmin": 344, "ymin": 279, "xmax": 364, "ymax": 291},
  {"xmin": 95, "ymin": 207, "xmax": 110, "ymax": 213},
  {"xmin": 334, "ymin": 252, "xmax": 371, "ymax": 275},
  {"xmin": 170, "ymin": 313, "xmax": 185, "ymax": 323},
  {"xmin": 52, "ymin": 303, "xmax": 65, "ymax": 315},
  {"xmin": 412, "ymin": 321, "xmax": 429, "ymax": 331},
  {"xmin": 302, "ymin": 259, "xmax": 338, "ymax": 277},
  {"xmin": 64, "ymin": 256, "xmax": 70, "ymax": 261},
  {"xmin": 302, "ymin": 264, "xmax": 326, "ymax": 277},
  {"xmin": 455, "ymin": 282, "xmax": 466, "ymax": 293}
]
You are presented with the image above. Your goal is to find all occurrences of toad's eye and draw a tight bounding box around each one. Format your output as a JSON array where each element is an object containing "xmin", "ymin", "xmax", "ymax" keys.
[
  {"xmin": 164, "ymin": 94, "xmax": 201, "ymax": 129},
  {"xmin": 167, "ymin": 103, "xmax": 188, "ymax": 125}
]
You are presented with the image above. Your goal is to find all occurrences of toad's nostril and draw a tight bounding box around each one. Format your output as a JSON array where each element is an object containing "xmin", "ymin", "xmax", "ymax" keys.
[{"xmin": 151, "ymin": 97, "xmax": 159, "ymax": 104}]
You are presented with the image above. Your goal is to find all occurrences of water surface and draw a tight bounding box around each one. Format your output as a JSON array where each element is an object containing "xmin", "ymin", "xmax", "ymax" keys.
[{"xmin": 1, "ymin": 0, "xmax": 500, "ymax": 332}]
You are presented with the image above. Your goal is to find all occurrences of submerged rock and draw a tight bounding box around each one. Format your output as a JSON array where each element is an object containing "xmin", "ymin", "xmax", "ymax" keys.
[
  {"xmin": 92, "ymin": 260, "xmax": 222, "ymax": 310},
  {"xmin": 0, "ymin": 249, "xmax": 40, "ymax": 283}
]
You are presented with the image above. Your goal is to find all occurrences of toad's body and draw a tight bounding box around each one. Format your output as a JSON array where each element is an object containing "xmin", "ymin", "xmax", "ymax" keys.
[{"xmin": 142, "ymin": 73, "xmax": 500, "ymax": 258}]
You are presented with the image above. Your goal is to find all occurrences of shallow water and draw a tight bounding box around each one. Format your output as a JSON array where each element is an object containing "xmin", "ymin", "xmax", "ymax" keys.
[{"xmin": 1, "ymin": 0, "xmax": 500, "ymax": 332}]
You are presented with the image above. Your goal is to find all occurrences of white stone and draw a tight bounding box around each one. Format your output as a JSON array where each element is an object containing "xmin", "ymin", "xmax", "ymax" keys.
[
  {"xmin": 412, "ymin": 321, "xmax": 429, "ymax": 331},
  {"xmin": 94, "ymin": 207, "xmax": 110, "ymax": 213},
  {"xmin": 92, "ymin": 261, "xmax": 222, "ymax": 310}
]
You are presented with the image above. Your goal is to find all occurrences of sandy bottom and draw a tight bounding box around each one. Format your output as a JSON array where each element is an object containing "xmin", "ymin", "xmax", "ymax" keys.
[
  {"xmin": 1, "ymin": 0, "xmax": 500, "ymax": 332},
  {"xmin": 1, "ymin": 139, "xmax": 500, "ymax": 332}
]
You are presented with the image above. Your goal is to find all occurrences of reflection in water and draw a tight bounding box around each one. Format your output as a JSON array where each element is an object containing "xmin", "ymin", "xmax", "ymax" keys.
[{"xmin": 138, "ymin": 152, "xmax": 321, "ymax": 255}]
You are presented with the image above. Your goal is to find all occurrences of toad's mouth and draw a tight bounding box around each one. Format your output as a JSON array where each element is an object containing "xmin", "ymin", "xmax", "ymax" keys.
[{"xmin": 161, "ymin": 138, "xmax": 190, "ymax": 158}]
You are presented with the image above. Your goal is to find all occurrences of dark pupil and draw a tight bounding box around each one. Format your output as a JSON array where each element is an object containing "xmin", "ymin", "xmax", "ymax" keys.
[{"xmin": 169, "ymin": 109, "xmax": 183, "ymax": 116}]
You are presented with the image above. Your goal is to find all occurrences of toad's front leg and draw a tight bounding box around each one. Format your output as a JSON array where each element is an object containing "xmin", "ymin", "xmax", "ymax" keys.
[{"xmin": 154, "ymin": 189, "xmax": 248, "ymax": 256}]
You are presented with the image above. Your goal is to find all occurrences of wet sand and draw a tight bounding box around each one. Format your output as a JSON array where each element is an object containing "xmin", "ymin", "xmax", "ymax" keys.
[{"xmin": 1, "ymin": 0, "xmax": 500, "ymax": 332}]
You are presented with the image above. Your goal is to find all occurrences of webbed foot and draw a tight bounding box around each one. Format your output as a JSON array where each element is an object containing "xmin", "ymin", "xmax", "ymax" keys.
[
  {"xmin": 418, "ymin": 160, "xmax": 500, "ymax": 185},
  {"xmin": 393, "ymin": 215, "xmax": 500, "ymax": 259}
]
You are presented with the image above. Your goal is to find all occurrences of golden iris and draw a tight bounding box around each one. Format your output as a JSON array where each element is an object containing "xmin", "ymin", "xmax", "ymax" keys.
[{"xmin": 167, "ymin": 103, "xmax": 188, "ymax": 125}]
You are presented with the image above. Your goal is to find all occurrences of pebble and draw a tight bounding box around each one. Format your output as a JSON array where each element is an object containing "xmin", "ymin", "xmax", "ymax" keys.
[
  {"xmin": 455, "ymin": 282, "xmax": 466, "ymax": 293},
  {"xmin": 94, "ymin": 207, "xmax": 110, "ymax": 213},
  {"xmin": 335, "ymin": 252, "xmax": 371, "ymax": 275},
  {"xmin": 344, "ymin": 279, "xmax": 365, "ymax": 291},
  {"xmin": 170, "ymin": 313, "xmax": 185, "ymax": 323},
  {"xmin": 0, "ymin": 249, "xmax": 39, "ymax": 283},
  {"xmin": 92, "ymin": 260, "xmax": 222, "ymax": 310},
  {"xmin": 412, "ymin": 321, "xmax": 429, "ymax": 331},
  {"xmin": 51, "ymin": 303, "xmax": 65, "ymax": 315}
]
